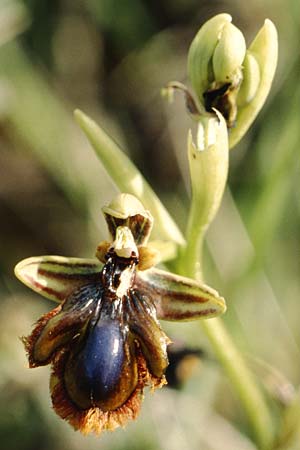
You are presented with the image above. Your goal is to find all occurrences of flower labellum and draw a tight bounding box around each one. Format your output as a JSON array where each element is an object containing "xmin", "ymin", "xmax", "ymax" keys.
[{"xmin": 15, "ymin": 193, "xmax": 226, "ymax": 435}]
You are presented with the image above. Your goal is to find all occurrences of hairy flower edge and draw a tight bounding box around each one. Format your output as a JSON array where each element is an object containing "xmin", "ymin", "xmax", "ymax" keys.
[
  {"xmin": 22, "ymin": 301, "xmax": 166, "ymax": 435},
  {"xmin": 49, "ymin": 348, "xmax": 165, "ymax": 435}
]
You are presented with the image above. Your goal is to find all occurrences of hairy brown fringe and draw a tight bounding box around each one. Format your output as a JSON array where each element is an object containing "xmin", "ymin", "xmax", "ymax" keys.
[
  {"xmin": 50, "ymin": 346, "xmax": 166, "ymax": 435},
  {"xmin": 21, "ymin": 305, "xmax": 62, "ymax": 367}
]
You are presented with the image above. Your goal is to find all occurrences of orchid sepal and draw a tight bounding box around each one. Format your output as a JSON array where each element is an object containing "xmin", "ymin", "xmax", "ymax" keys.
[
  {"xmin": 135, "ymin": 267, "xmax": 226, "ymax": 321},
  {"xmin": 14, "ymin": 255, "xmax": 102, "ymax": 303}
]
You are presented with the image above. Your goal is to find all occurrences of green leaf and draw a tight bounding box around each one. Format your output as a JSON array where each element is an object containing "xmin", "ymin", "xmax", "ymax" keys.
[{"xmin": 74, "ymin": 109, "xmax": 185, "ymax": 247}]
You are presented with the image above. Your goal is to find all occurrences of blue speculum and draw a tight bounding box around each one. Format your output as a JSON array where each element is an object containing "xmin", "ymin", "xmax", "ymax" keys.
[
  {"xmin": 76, "ymin": 319, "xmax": 126, "ymax": 399},
  {"xmin": 65, "ymin": 310, "xmax": 138, "ymax": 411}
]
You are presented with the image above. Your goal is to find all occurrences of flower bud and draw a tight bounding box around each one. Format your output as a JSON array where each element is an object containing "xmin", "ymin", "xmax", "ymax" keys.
[
  {"xmin": 187, "ymin": 15, "xmax": 278, "ymax": 147},
  {"xmin": 237, "ymin": 51, "xmax": 260, "ymax": 106},
  {"xmin": 212, "ymin": 21, "xmax": 246, "ymax": 84},
  {"xmin": 188, "ymin": 13, "xmax": 232, "ymax": 98},
  {"xmin": 188, "ymin": 13, "xmax": 246, "ymax": 127}
]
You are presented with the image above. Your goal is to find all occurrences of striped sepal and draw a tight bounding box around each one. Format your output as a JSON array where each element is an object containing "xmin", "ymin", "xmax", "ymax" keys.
[
  {"xmin": 14, "ymin": 255, "xmax": 102, "ymax": 303},
  {"xmin": 135, "ymin": 268, "xmax": 226, "ymax": 321}
]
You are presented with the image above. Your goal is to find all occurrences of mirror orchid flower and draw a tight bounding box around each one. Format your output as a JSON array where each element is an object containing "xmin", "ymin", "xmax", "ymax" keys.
[{"xmin": 15, "ymin": 193, "xmax": 226, "ymax": 435}]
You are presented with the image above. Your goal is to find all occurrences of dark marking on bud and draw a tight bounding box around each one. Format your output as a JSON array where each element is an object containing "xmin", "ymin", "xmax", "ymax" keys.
[{"xmin": 203, "ymin": 82, "xmax": 238, "ymax": 128}]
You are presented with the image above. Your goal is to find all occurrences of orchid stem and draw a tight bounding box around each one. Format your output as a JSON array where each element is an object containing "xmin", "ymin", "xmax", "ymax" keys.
[{"xmin": 177, "ymin": 207, "xmax": 274, "ymax": 450}]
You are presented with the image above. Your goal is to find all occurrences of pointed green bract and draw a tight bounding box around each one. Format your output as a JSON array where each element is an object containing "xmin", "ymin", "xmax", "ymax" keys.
[
  {"xmin": 136, "ymin": 268, "xmax": 226, "ymax": 321},
  {"xmin": 174, "ymin": 110, "xmax": 228, "ymax": 279},
  {"xmin": 229, "ymin": 19, "xmax": 278, "ymax": 148},
  {"xmin": 74, "ymin": 109, "xmax": 185, "ymax": 248},
  {"xmin": 14, "ymin": 256, "xmax": 102, "ymax": 303},
  {"xmin": 188, "ymin": 110, "xmax": 229, "ymax": 233}
]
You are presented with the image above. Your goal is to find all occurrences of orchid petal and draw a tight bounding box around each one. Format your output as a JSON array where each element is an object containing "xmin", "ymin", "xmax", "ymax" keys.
[
  {"xmin": 26, "ymin": 283, "xmax": 101, "ymax": 365},
  {"xmin": 126, "ymin": 290, "xmax": 169, "ymax": 378},
  {"xmin": 135, "ymin": 268, "xmax": 226, "ymax": 321},
  {"xmin": 14, "ymin": 255, "xmax": 102, "ymax": 303}
]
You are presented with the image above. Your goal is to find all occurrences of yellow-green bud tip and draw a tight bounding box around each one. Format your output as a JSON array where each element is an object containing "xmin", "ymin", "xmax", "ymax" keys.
[{"xmin": 212, "ymin": 21, "xmax": 246, "ymax": 84}]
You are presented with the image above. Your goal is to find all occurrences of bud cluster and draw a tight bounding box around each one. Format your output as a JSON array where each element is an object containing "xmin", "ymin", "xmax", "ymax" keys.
[{"xmin": 187, "ymin": 13, "xmax": 278, "ymax": 148}]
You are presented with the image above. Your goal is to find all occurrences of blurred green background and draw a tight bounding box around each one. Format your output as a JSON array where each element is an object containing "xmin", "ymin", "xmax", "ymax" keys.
[{"xmin": 1, "ymin": 0, "xmax": 300, "ymax": 449}]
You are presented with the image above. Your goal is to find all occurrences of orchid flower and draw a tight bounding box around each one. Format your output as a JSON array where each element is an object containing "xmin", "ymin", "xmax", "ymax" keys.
[{"xmin": 15, "ymin": 193, "xmax": 226, "ymax": 435}]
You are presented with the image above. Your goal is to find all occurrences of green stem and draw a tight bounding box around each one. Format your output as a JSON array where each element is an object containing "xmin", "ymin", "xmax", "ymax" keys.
[
  {"xmin": 201, "ymin": 318, "xmax": 273, "ymax": 449},
  {"xmin": 178, "ymin": 199, "xmax": 206, "ymax": 281},
  {"xmin": 180, "ymin": 230, "xmax": 204, "ymax": 280},
  {"xmin": 177, "ymin": 207, "xmax": 274, "ymax": 450}
]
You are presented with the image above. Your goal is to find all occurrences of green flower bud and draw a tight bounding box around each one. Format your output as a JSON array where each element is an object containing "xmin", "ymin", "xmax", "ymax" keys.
[
  {"xmin": 188, "ymin": 14, "xmax": 246, "ymax": 127},
  {"xmin": 212, "ymin": 21, "xmax": 246, "ymax": 84},
  {"xmin": 188, "ymin": 13, "xmax": 233, "ymax": 99},
  {"xmin": 237, "ymin": 51, "xmax": 260, "ymax": 106},
  {"xmin": 187, "ymin": 15, "xmax": 278, "ymax": 148}
]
